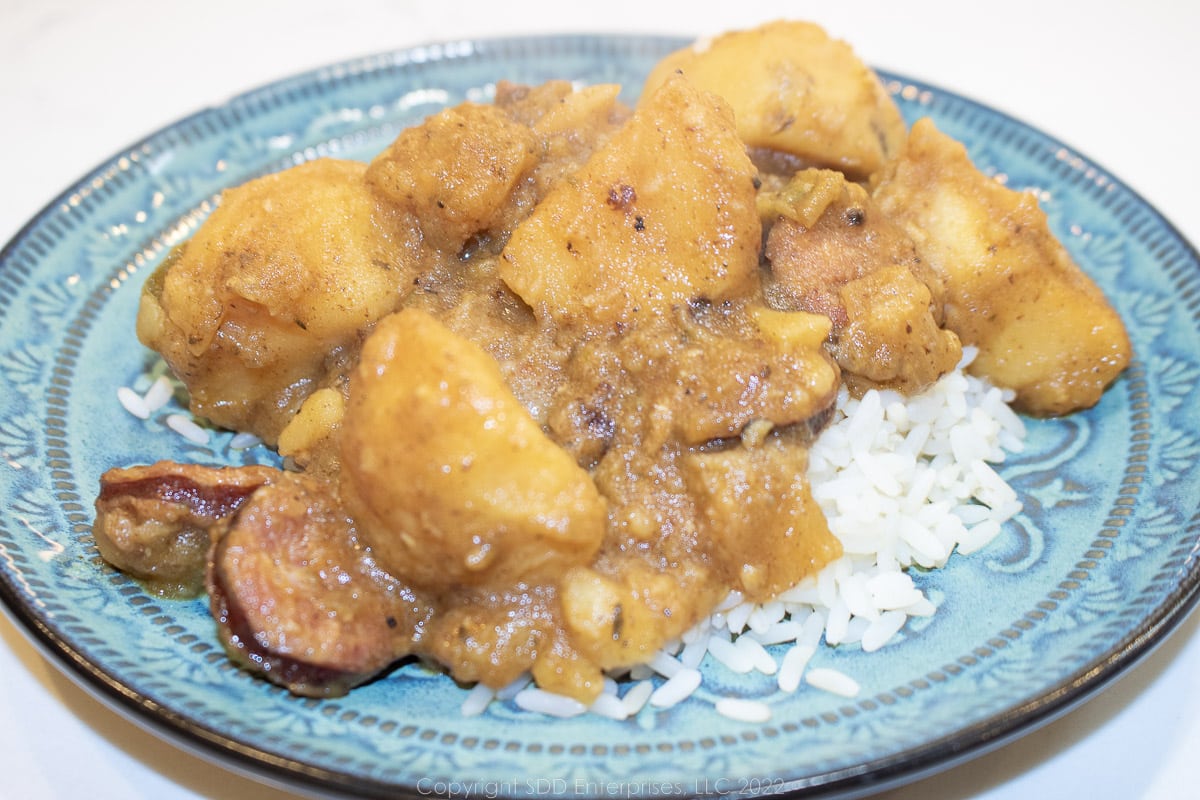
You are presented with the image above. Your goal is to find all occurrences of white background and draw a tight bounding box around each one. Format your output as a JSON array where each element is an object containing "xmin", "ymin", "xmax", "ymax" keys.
[{"xmin": 2, "ymin": 1, "xmax": 1198, "ymax": 798}]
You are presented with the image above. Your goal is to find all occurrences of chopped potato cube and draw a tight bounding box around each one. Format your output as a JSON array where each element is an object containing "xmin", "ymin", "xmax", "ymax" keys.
[
  {"xmin": 872, "ymin": 118, "xmax": 1132, "ymax": 414},
  {"xmin": 276, "ymin": 387, "xmax": 345, "ymax": 472},
  {"xmin": 834, "ymin": 264, "xmax": 964, "ymax": 395},
  {"xmin": 683, "ymin": 438, "xmax": 841, "ymax": 600},
  {"xmin": 140, "ymin": 158, "xmax": 416, "ymax": 442},
  {"xmin": 499, "ymin": 74, "xmax": 760, "ymax": 329},
  {"xmin": 339, "ymin": 309, "xmax": 607, "ymax": 591},
  {"xmin": 560, "ymin": 560, "xmax": 713, "ymax": 670},
  {"xmin": 751, "ymin": 307, "xmax": 834, "ymax": 351},
  {"xmin": 644, "ymin": 20, "xmax": 907, "ymax": 180},
  {"xmin": 366, "ymin": 103, "xmax": 538, "ymax": 252}
]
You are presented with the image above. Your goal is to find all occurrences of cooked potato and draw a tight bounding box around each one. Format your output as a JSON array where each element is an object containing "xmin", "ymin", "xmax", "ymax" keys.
[
  {"xmin": 498, "ymin": 74, "xmax": 761, "ymax": 329},
  {"xmin": 276, "ymin": 386, "xmax": 345, "ymax": 475},
  {"xmin": 643, "ymin": 20, "xmax": 907, "ymax": 181},
  {"xmin": 834, "ymin": 264, "xmax": 963, "ymax": 394},
  {"xmin": 366, "ymin": 102, "xmax": 538, "ymax": 252},
  {"xmin": 683, "ymin": 437, "xmax": 841, "ymax": 601},
  {"xmin": 138, "ymin": 158, "xmax": 417, "ymax": 443},
  {"xmin": 872, "ymin": 118, "xmax": 1132, "ymax": 414},
  {"xmin": 515, "ymin": 81, "xmax": 629, "ymax": 190},
  {"xmin": 560, "ymin": 557, "xmax": 716, "ymax": 671},
  {"xmin": 338, "ymin": 309, "xmax": 607, "ymax": 591}
]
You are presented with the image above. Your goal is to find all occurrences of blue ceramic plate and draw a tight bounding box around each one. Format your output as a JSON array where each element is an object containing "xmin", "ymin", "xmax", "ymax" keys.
[{"xmin": 2, "ymin": 34, "xmax": 1199, "ymax": 799}]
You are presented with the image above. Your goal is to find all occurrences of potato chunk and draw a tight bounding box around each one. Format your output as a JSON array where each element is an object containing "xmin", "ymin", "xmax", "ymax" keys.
[
  {"xmin": 138, "ymin": 158, "xmax": 416, "ymax": 442},
  {"xmin": 366, "ymin": 103, "xmax": 538, "ymax": 252},
  {"xmin": 560, "ymin": 557, "xmax": 715, "ymax": 671},
  {"xmin": 833, "ymin": 264, "xmax": 963, "ymax": 394},
  {"xmin": 644, "ymin": 20, "xmax": 907, "ymax": 181},
  {"xmin": 683, "ymin": 438, "xmax": 841, "ymax": 601},
  {"xmin": 872, "ymin": 118, "xmax": 1132, "ymax": 414},
  {"xmin": 498, "ymin": 74, "xmax": 760, "ymax": 330},
  {"xmin": 339, "ymin": 309, "xmax": 607, "ymax": 591}
]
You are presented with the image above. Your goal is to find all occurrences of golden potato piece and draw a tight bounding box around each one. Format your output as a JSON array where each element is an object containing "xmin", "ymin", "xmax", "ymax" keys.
[
  {"xmin": 155, "ymin": 159, "xmax": 412, "ymax": 349},
  {"xmin": 138, "ymin": 158, "xmax": 416, "ymax": 442},
  {"xmin": 750, "ymin": 306, "xmax": 834, "ymax": 352},
  {"xmin": 499, "ymin": 74, "xmax": 760, "ymax": 330},
  {"xmin": 276, "ymin": 386, "xmax": 345, "ymax": 475},
  {"xmin": 834, "ymin": 264, "xmax": 963, "ymax": 395},
  {"xmin": 872, "ymin": 118, "xmax": 1132, "ymax": 415},
  {"xmin": 644, "ymin": 20, "xmax": 907, "ymax": 181},
  {"xmin": 366, "ymin": 102, "xmax": 538, "ymax": 252},
  {"xmin": 339, "ymin": 309, "xmax": 607, "ymax": 591},
  {"xmin": 683, "ymin": 438, "xmax": 841, "ymax": 601},
  {"xmin": 493, "ymin": 80, "xmax": 632, "ymax": 216},
  {"xmin": 560, "ymin": 558, "xmax": 716, "ymax": 671}
]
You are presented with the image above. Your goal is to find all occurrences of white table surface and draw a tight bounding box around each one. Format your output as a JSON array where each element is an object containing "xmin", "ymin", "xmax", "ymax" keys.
[{"xmin": 2, "ymin": 1, "xmax": 1198, "ymax": 798}]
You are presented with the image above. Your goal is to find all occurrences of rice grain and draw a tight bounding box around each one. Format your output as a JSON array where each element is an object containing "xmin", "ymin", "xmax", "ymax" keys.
[
  {"xmin": 117, "ymin": 387, "xmax": 149, "ymax": 419},
  {"xmin": 715, "ymin": 697, "xmax": 772, "ymax": 723},
  {"xmin": 649, "ymin": 668, "xmax": 702, "ymax": 708},
  {"xmin": 805, "ymin": 668, "xmax": 861, "ymax": 698},
  {"xmin": 165, "ymin": 413, "xmax": 209, "ymax": 445},
  {"xmin": 514, "ymin": 688, "xmax": 588, "ymax": 718}
]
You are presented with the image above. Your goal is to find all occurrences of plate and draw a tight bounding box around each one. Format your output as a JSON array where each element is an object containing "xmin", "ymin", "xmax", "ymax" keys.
[{"xmin": 2, "ymin": 33, "xmax": 1199, "ymax": 799}]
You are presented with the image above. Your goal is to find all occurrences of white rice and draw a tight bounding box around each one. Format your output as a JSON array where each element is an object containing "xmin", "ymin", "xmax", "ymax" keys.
[
  {"xmin": 117, "ymin": 386, "xmax": 150, "ymax": 419},
  {"xmin": 619, "ymin": 680, "xmax": 655, "ymax": 717},
  {"xmin": 588, "ymin": 691, "xmax": 632, "ymax": 721},
  {"xmin": 648, "ymin": 668, "xmax": 703, "ymax": 708},
  {"xmin": 229, "ymin": 431, "xmax": 263, "ymax": 450},
  {"xmin": 804, "ymin": 667, "xmax": 862, "ymax": 698},
  {"xmin": 459, "ymin": 682, "xmax": 496, "ymax": 717},
  {"xmin": 514, "ymin": 687, "xmax": 588, "ymax": 718},
  {"xmin": 141, "ymin": 375, "xmax": 175, "ymax": 413},
  {"xmin": 165, "ymin": 413, "xmax": 210, "ymax": 445},
  {"xmin": 714, "ymin": 697, "xmax": 772, "ymax": 723},
  {"xmin": 777, "ymin": 644, "xmax": 816, "ymax": 693}
]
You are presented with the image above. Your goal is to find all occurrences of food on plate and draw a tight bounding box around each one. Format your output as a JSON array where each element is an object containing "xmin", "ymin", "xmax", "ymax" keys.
[
  {"xmin": 93, "ymin": 462, "xmax": 278, "ymax": 596},
  {"xmin": 642, "ymin": 20, "xmax": 907, "ymax": 181},
  {"xmin": 499, "ymin": 75, "xmax": 762, "ymax": 330},
  {"xmin": 94, "ymin": 20, "xmax": 1130, "ymax": 715},
  {"xmin": 760, "ymin": 167, "xmax": 962, "ymax": 395},
  {"xmin": 135, "ymin": 158, "xmax": 418, "ymax": 445},
  {"xmin": 871, "ymin": 118, "xmax": 1132, "ymax": 415},
  {"xmin": 210, "ymin": 468, "xmax": 425, "ymax": 696}
]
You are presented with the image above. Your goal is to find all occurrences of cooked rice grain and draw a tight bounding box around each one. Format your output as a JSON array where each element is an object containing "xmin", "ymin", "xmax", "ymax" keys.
[
  {"xmin": 165, "ymin": 413, "xmax": 210, "ymax": 445},
  {"xmin": 715, "ymin": 697, "xmax": 772, "ymax": 723},
  {"xmin": 805, "ymin": 668, "xmax": 861, "ymax": 698},
  {"xmin": 648, "ymin": 668, "xmax": 702, "ymax": 708},
  {"xmin": 117, "ymin": 386, "xmax": 149, "ymax": 420}
]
